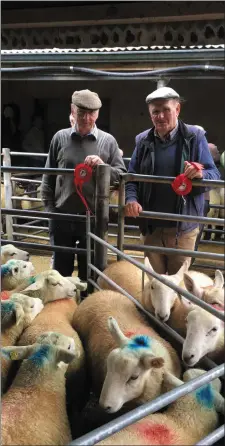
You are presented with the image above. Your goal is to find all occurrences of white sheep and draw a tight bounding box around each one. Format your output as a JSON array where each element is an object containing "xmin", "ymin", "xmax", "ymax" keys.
[
  {"xmin": 182, "ymin": 304, "xmax": 224, "ymax": 366},
  {"xmin": 73, "ymin": 290, "xmax": 181, "ymax": 413},
  {"xmin": 17, "ymin": 269, "xmax": 80, "ymax": 303},
  {"xmin": 1, "ymin": 332, "xmax": 77, "ymax": 445},
  {"xmin": 20, "ymin": 184, "xmax": 44, "ymax": 211},
  {"xmin": 97, "ymin": 368, "xmax": 224, "ymax": 445},
  {"xmin": 97, "ymin": 258, "xmax": 191, "ymax": 322},
  {"xmin": 1, "ymin": 244, "xmax": 29, "ymax": 264},
  {"xmin": 1, "ymin": 293, "xmax": 44, "ymax": 393},
  {"xmin": 17, "ymin": 291, "xmax": 87, "ymax": 411},
  {"xmin": 1, "ymin": 259, "xmax": 35, "ymax": 291},
  {"xmin": 181, "ymin": 269, "xmax": 224, "ymax": 308}
]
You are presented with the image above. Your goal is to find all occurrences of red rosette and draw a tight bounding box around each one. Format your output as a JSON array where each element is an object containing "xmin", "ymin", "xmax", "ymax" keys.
[
  {"xmin": 73, "ymin": 163, "xmax": 93, "ymax": 212},
  {"xmin": 171, "ymin": 173, "xmax": 193, "ymax": 196}
]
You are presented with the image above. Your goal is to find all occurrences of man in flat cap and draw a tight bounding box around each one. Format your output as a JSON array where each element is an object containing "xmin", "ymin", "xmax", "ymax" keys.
[
  {"xmin": 125, "ymin": 87, "xmax": 220, "ymax": 274},
  {"xmin": 41, "ymin": 89, "xmax": 126, "ymax": 287}
]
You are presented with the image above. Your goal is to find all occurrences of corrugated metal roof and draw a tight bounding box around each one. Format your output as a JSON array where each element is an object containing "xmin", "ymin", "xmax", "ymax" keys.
[{"xmin": 1, "ymin": 44, "xmax": 224, "ymax": 54}]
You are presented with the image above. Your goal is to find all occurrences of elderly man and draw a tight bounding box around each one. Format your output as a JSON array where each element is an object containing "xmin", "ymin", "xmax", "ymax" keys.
[
  {"xmin": 41, "ymin": 89, "xmax": 126, "ymax": 281},
  {"xmin": 125, "ymin": 87, "xmax": 220, "ymax": 274}
]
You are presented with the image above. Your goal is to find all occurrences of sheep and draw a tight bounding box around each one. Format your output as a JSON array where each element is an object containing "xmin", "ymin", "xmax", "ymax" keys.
[
  {"xmin": 1, "ymin": 332, "xmax": 77, "ymax": 446},
  {"xmin": 181, "ymin": 269, "xmax": 224, "ymax": 309},
  {"xmin": 98, "ymin": 258, "xmax": 222, "ymax": 323},
  {"xmin": 19, "ymin": 269, "xmax": 83, "ymax": 303},
  {"xmin": 182, "ymin": 305, "xmax": 224, "ymax": 366},
  {"xmin": 1, "ymin": 244, "xmax": 29, "ymax": 264},
  {"xmin": 97, "ymin": 368, "xmax": 224, "ymax": 445},
  {"xmin": 1, "ymin": 259, "xmax": 35, "ymax": 291},
  {"xmin": 97, "ymin": 259, "xmax": 191, "ymax": 321},
  {"xmin": 1, "ymin": 293, "xmax": 44, "ymax": 393},
  {"xmin": 17, "ymin": 289, "xmax": 87, "ymax": 412},
  {"xmin": 73, "ymin": 290, "xmax": 181, "ymax": 413}
]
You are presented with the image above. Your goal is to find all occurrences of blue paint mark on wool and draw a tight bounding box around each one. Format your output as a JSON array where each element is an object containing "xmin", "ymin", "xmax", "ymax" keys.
[
  {"xmin": 1, "ymin": 264, "xmax": 11, "ymax": 277},
  {"xmin": 30, "ymin": 345, "xmax": 52, "ymax": 366},
  {"xmin": 1, "ymin": 300, "xmax": 15, "ymax": 314},
  {"xmin": 195, "ymin": 384, "xmax": 214, "ymax": 409},
  {"xmin": 128, "ymin": 335, "xmax": 151, "ymax": 350}
]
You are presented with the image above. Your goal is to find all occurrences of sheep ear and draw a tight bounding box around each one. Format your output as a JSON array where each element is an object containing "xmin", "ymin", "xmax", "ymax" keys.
[
  {"xmin": 66, "ymin": 277, "xmax": 87, "ymax": 291},
  {"xmin": 141, "ymin": 353, "xmax": 164, "ymax": 370},
  {"xmin": 107, "ymin": 317, "xmax": 129, "ymax": 347},
  {"xmin": 56, "ymin": 349, "xmax": 76, "ymax": 365},
  {"xmin": 1, "ymin": 345, "xmax": 36, "ymax": 361},
  {"xmin": 163, "ymin": 370, "xmax": 184, "ymax": 388},
  {"xmin": 173, "ymin": 259, "xmax": 190, "ymax": 282},
  {"xmin": 214, "ymin": 270, "xmax": 224, "ymax": 289},
  {"xmin": 183, "ymin": 273, "xmax": 203, "ymax": 299},
  {"xmin": 144, "ymin": 257, "xmax": 154, "ymax": 283}
]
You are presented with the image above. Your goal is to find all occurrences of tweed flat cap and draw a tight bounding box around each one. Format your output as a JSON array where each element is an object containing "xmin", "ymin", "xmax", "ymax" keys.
[
  {"xmin": 146, "ymin": 87, "xmax": 180, "ymax": 104},
  {"xmin": 72, "ymin": 89, "xmax": 102, "ymax": 110}
]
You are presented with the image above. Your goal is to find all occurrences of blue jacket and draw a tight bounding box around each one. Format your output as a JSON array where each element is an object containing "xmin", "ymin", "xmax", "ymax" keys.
[{"xmin": 126, "ymin": 120, "xmax": 221, "ymax": 235}]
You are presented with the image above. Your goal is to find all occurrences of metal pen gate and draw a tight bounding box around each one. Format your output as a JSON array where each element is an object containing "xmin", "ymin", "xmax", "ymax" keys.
[{"xmin": 1, "ymin": 162, "xmax": 224, "ymax": 446}]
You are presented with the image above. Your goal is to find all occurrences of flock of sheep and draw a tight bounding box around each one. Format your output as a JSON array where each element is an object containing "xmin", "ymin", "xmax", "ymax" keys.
[{"xmin": 1, "ymin": 242, "xmax": 224, "ymax": 445}]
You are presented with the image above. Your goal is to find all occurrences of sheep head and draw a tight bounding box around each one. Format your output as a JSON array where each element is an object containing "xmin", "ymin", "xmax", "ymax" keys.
[
  {"xmin": 99, "ymin": 317, "xmax": 164, "ymax": 413},
  {"xmin": 143, "ymin": 258, "xmax": 190, "ymax": 322},
  {"xmin": 182, "ymin": 307, "xmax": 224, "ymax": 366},
  {"xmin": 1, "ymin": 244, "xmax": 29, "ymax": 264},
  {"xmin": 21, "ymin": 270, "xmax": 77, "ymax": 303},
  {"xmin": 1, "ymin": 260, "xmax": 35, "ymax": 291}
]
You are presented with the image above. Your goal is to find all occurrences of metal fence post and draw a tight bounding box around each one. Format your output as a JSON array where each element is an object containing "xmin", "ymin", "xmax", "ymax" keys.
[
  {"xmin": 94, "ymin": 164, "xmax": 111, "ymax": 273},
  {"xmin": 117, "ymin": 178, "xmax": 125, "ymax": 259},
  {"xmin": 2, "ymin": 147, "xmax": 13, "ymax": 240}
]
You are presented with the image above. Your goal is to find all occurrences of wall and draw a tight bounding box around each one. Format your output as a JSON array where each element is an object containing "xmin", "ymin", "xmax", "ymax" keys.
[{"xmin": 2, "ymin": 78, "xmax": 224, "ymax": 154}]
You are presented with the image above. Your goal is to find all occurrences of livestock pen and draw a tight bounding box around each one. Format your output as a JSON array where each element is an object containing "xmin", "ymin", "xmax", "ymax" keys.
[{"xmin": 1, "ymin": 162, "xmax": 224, "ymax": 445}]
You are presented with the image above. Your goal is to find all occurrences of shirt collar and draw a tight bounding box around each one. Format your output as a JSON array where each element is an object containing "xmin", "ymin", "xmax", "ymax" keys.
[
  {"xmin": 154, "ymin": 121, "xmax": 178, "ymax": 142},
  {"xmin": 71, "ymin": 123, "xmax": 98, "ymax": 140}
]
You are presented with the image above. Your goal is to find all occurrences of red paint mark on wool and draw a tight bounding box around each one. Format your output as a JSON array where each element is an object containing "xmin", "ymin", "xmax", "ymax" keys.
[
  {"xmin": 124, "ymin": 328, "xmax": 152, "ymax": 338},
  {"xmin": 135, "ymin": 422, "xmax": 175, "ymax": 445},
  {"xmin": 1, "ymin": 291, "xmax": 10, "ymax": 300}
]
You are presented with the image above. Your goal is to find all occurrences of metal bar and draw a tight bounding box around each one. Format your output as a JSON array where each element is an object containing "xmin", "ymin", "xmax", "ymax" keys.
[
  {"xmin": 10, "ymin": 215, "xmax": 49, "ymax": 221},
  {"xmin": 69, "ymin": 364, "xmax": 224, "ymax": 446},
  {"xmin": 11, "ymin": 177, "xmax": 42, "ymax": 184},
  {"xmin": 1, "ymin": 166, "xmax": 74, "ymax": 175},
  {"xmin": 122, "ymin": 243, "xmax": 224, "ymax": 261},
  {"xmin": 108, "ymin": 252, "xmax": 144, "ymax": 259},
  {"xmin": 88, "ymin": 278, "xmax": 101, "ymax": 291},
  {"xmin": 12, "ymin": 224, "xmax": 48, "ymax": 231},
  {"xmin": 10, "ymin": 152, "xmax": 47, "ymax": 157},
  {"xmin": 117, "ymin": 178, "xmax": 125, "ymax": 257},
  {"xmin": 203, "ymin": 228, "xmax": 225, "ymax": 233},
  {"xmin": 12, "ymin": 196, "xmax": 42, "ymax": 202},
  {"xmin": 209, "ymin": 204, "xmax": 225, "ymax": 209},
  {"xmin": 192, "ymin": 263, "xmax": 225, "ymax": 271},
  {"xmin": 195, "ymin": 426, "xmax": 225, "ymax": 446},
  {"xmin": 199, "ymin": 240, "xmax": 224, "ymax": 246},
  {"xmin": 12, "ymin": 232, "xmax": 50, "ymax": 241},
  {"xmin": 1, "ymin": 208, "xmax": 91, "ymax": 221},
  {"xmin": 109, "ymin": 223, "xmax": 139, "ymax": 230},
  {"xmin": 89, "ymin": 233, "xmax": 225, "ymax": 321},
  {"xmin": 86, "ymin": 211, "xmax": 92, "ymax": 292},
  {"xmin": 94, "ymin": 164, "xmax": 111, "ymax": 273},
  {"xmin": 0, "ymin": 239, "xmax": 92, "ymax": 255},
  {"xmin": 108, "ymin": 233, "xmax": 140, "ymax": 240},
  {"xmin": 137, "ymin": 210, "xmax": 224, "ymax": 226},
  {"xmin": 2, "ymin": 147, "xmax": 13, "ymax": 240},
  {"xmin": 123, "ymin": 173, "xmax": 224, "ymax": 188},
  {"xmin": 31, "ymin": 229, "xmax": 47, "ymax": 235}
]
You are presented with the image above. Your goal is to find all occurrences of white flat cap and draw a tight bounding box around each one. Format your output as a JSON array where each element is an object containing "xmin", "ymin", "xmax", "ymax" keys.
[{"xmin": 146, "ymin": 87, "xmax": 180, "ymax": 104}]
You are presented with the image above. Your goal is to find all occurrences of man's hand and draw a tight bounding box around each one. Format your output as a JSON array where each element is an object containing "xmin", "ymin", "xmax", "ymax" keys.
[
  {"xmin": 184, "ymin": 161, "xmax": 203, "ymax": 180},
  {"xmin": 84, "ymin": 155, "xmax": 104, "ymax": 167},
  {"xmin": 125, "ymin": 201, "xmax": 143, "ymax": 217}
]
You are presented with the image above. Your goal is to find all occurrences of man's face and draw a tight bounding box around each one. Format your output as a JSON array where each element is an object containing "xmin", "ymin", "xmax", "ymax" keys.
[
  {"xmin": 148, "ymin": 99, "xmax": 180, "ymax": 136},
  {"xmin": 71, "ymin": 105, "xmax": 99, "ymax": 134}
]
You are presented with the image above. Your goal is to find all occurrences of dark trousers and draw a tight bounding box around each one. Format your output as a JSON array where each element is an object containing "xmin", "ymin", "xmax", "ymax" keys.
[{"xmin": 49, "ymin": 217, "xmax": 92, "ymax": 281}]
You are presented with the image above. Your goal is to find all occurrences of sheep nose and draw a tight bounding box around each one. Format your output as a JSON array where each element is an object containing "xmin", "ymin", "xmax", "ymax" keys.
[
  {"xmin": 104, "ymin": 406, "xmax": 112, "ymax": 413},
  {"xmin": 183, "ymin": 353, "xmax": 195, "ymax": 363},
  {"xmin": 158, "ymin": 314, "xmax": 168, "ymax": 322}
]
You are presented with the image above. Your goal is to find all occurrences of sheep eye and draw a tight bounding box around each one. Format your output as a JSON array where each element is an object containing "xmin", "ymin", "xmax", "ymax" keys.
[
  {"xmin": 127, "ymin": 375, "xmax": 139, "ymax": 384},
  {"xmin": 211, "ymin": 327, "xmax": 218, "ymax": 333},
  {"xmin": 30, "ymin": 304, "xmax": 34, "ymax": 309},
  {"xmin": 68, "ymin": 345, "xmax": 71, "ymax": 350},
  {"xmin": 51, "ymin": 282, "xmax": 58, "ymax": 287},
  {"xmin": 14, "ymin": 267, "xmax": 18, "ymax": 273},
  {"xmin": 23, "ymin": 265, "xmax": 27, "ymax": 268},
  {"xmin": 151, "ymin": 285, "xmax": 154, "ymax": 290},
  {"xmin": 10, "ymin": 253, "xmax": 16, "ymax": 256}
]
